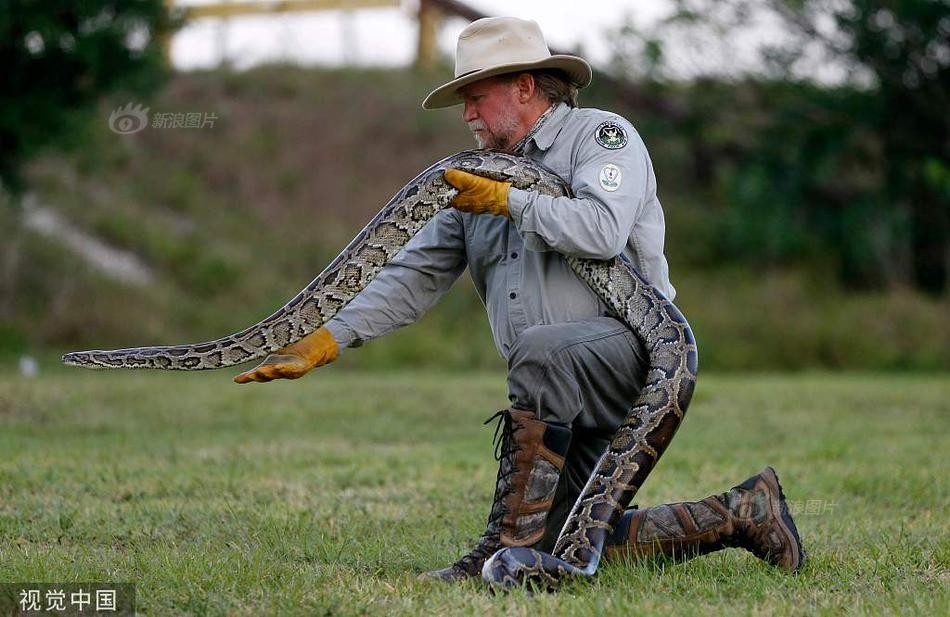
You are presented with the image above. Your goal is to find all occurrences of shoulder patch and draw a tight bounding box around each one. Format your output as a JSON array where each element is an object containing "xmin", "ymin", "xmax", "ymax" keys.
[
  {"xmin": 594, "ymin": 120, "xmax": 628, "ymax": 149},
  {"xmin": 599, "ymin": 164, "xmax": 622, "ymax": 192}
]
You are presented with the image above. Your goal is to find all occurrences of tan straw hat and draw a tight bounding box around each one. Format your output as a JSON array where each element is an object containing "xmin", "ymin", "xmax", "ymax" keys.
[{"xmin": 422, "ymin": 17, "xmax": 593, "ymax": 110}]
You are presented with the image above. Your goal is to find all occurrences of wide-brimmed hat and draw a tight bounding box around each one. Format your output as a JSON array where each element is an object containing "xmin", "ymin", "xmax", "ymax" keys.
[{"xmin": 422, "ymin": 17, "xmax": 593, "ymax": 110}]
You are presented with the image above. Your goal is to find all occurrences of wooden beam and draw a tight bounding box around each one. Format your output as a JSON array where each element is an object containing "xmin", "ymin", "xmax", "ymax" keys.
[
  {"xmin": 415, "ymin": 0, "xmax": 442, "ymax": 69},
  {"xmin": 426, "ymin": 0, "xmax": 487, "ymax": 22},
  {"xmin": 181, "ymin": 0, "xmax": 398, "ymax": 20}
]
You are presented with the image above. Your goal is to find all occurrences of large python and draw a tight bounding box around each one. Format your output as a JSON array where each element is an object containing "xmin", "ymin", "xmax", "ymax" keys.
[{"xmin": 63, "ymin": 150, "xmax": 698, "ymax": 590}]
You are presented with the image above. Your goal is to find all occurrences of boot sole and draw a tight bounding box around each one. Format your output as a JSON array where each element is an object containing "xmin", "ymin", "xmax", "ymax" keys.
[{"xmin": 762, "ymin": 466, "xmax": 806, "ymax": 572}]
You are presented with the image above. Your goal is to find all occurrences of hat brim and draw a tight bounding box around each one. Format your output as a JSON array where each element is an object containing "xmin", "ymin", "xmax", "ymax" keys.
[{"xmin": 421, "ymin": 55, "xmax": 593, "ymax": 110}]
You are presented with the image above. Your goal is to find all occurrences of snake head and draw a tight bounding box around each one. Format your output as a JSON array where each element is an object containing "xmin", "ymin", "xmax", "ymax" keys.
[
  {"xmin": 482, "ymin": 547, "xmax": 571, "ymax": 593},
  {"xmin": 62, "ymin": 351, "xmax": 106, "ymax": 369}
]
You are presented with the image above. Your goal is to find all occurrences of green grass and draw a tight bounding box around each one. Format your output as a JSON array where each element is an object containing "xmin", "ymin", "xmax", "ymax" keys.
[{"xmin": 0, "ymin": 369, "xmax": 947, "ymax": 615}]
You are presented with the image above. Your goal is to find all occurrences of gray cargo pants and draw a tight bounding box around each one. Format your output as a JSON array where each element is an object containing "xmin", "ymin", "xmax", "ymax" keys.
[{"xmin": 506, "ymin": 315, "xmax": 649, "ymax": 552}]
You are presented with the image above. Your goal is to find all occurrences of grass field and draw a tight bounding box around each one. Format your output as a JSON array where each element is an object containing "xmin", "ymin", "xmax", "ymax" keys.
[{"xmin": 0, "ymin": 369, "xmax": 947, "ymax": 615}]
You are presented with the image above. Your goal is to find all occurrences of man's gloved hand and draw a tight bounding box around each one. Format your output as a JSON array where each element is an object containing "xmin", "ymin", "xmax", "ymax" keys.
[
  {"xmin": 234, "ymin": 326, "xmax": 338, "ymax": 383},
  {"xmin": 444, "ymin": 168, "xmax": 511, "ymax": 218}
]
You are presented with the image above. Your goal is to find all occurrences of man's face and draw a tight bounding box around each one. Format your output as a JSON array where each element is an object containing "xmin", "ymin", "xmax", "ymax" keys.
[{"xmin": 459, "ymin": 77, "xmax": 521, "ymax": 151}]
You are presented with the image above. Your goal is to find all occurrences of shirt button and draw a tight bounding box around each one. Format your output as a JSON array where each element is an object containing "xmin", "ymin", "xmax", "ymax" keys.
[
  {"xmin": 510, "ymin": 252, "xmax": 518, "ymax": 259},
  {"xmin": 509, "ymin": 292, "xmax": 517, "ymax": 299}
]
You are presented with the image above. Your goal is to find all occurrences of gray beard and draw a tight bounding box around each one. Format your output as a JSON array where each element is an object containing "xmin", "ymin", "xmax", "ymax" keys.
[
  {"xmin": 478, "ymin": 134, "xmax": 509, "ymax": 150},
  {"xmin": 472, "ymin": 128, "xmax": 515, "ymax": 151},
  {"xmin": 469, "ymin": 109, "xmax": 520, "ymax": 151}
]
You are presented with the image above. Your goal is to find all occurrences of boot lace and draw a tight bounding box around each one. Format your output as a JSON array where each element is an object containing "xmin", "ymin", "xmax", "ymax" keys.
[
  {"xmin": 484, "ymin": 409, "xmax": 524, "ymax": 488},
  {"xmin": 450, "ymin": 410, "xmax": 525, "ymax": 575},
  {"xmin": 452, "ymin": 532, "xmax": 502, "ymax": 576}
]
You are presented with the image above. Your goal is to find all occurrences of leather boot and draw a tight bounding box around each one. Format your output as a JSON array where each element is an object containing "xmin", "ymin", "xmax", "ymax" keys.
[
  {"xmin": 604, "ymin": 466, "xmax": 806, "ymax": 572},
  {"xmin": 419, "ymin": 409, "xmax": 572, "ymax": 581}
]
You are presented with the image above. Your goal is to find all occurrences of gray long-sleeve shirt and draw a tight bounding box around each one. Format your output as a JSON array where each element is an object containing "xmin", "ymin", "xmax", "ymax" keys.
[{"xmin": 325, "ymin": 102, "xmax": 674, "ymax": 359}]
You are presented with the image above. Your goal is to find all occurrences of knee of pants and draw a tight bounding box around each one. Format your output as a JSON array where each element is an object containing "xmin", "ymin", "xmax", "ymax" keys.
[{"xmin": 506, "ymin": 324, "xmax": 581, "ymax": 425}]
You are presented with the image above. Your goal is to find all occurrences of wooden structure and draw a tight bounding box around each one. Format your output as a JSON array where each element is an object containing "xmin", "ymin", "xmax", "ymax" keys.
[
  {"xmin": 164, "ymin": 0, "xmax": 487, "ymax": 68},
  {"xmin": 177, "ymin": 0, "xmax": 397, "ymax": 20},
  {"xmin": 164, "ymin": 0, "xmax": 493, "ymax": 68},
  {"xmin": 163, "ymin": 0, "xmax": 684, "ymax": 119},
  {"xmin": 164, "ymin": 0, "xmax": 399, "ymax": 65}
]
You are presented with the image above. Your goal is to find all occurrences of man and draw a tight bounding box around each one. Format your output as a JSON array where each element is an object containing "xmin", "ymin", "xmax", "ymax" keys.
[{"xmin": 235, "ymin": 17, "xmax": 805, "ymax": 581}]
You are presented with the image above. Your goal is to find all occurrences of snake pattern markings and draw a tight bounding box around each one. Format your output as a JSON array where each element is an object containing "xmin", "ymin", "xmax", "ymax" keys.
[{"xmin": 63, "ymin": 150, "xmax": 699, "ymax": 590}]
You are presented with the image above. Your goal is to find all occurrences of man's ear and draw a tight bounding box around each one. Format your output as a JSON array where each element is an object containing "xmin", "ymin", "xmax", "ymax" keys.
[{"xmin": 515, "ymin": 73, "xmax": 536, "ymax": 104}]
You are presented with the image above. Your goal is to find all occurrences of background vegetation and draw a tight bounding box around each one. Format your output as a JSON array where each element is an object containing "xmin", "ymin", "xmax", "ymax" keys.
[{"xmin": 1, "ymin": 0, "xmax": 947, "ymax": 373}]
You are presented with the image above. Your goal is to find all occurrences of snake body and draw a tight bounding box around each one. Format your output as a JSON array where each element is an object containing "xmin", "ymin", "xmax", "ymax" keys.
[{"xmin": 63, "ymin": 150, "xmax": 698, "ymax": 590}]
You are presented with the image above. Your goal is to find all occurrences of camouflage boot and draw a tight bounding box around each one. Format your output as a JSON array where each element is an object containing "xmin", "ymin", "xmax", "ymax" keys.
[
  {"xmin": 605, "ymin": 466, "xmax": 806, "ymax": 572},
  {"xmin": 419, "ymin": 409, "xmax": 572, "ymax": 581}
]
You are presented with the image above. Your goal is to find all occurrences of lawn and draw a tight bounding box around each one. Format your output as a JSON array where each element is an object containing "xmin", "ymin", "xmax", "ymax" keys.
[{"xmin": 0, "ymin": 368, "xmax": 947, "ymax": 615}]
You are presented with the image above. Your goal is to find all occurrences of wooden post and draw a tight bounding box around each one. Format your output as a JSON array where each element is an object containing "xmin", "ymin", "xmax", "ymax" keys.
[
  {"xmin": 416, "ymin": 0, "xmax": 442, "ymax": 69},
  {"xmin": 160, "ymin": 0, "xmax": 174, "ymax": 67},
  {"xmin": 216, "ymin": 9, "xmax": 230, "ymax": 69}
]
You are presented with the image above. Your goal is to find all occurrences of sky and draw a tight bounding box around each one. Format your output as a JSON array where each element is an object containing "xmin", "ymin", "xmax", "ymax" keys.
[{"xmin": 170, "ymin": 0, "xmax": 676, "ymax": 72}]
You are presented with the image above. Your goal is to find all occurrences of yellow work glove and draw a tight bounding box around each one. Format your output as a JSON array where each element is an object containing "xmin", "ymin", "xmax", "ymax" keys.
[
  {"xmin": 233, "ymin": 326, "xmax": 338, "ymax": 383},
  {"xmin": 444, "ymin": 168, "xmax": 511, "ymax": 218}
]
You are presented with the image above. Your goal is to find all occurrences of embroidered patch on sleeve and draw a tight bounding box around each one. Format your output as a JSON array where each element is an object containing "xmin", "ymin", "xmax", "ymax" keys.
[
  {"xmin": 594, "ymin": 120, "xmax": 628, "ymax": 149},
  {"xmin": 599, "ymin": 164, "xmax": 622, "ymax": 192}
]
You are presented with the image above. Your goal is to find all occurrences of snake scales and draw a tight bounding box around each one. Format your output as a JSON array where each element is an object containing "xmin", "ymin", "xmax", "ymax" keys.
[{"xmin": 63, "ymin": 150, "xmax": 698, "ymax": 590}]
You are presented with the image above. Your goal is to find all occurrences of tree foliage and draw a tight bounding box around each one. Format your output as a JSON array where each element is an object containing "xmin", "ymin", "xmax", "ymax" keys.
[
  {"xmin": 0, "ymin": 0, "xmax": 172, "ymax": 195},
  {"xmin": 612, "ymin": 0, "xmax": 949, "ymax": 292}
]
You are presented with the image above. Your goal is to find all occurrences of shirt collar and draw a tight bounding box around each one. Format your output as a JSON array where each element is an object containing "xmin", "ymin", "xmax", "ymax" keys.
[{"xmin": 527, "ymin": 102, "xmax": 571, "ymax": 152}]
